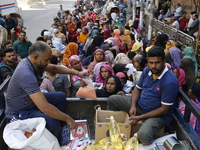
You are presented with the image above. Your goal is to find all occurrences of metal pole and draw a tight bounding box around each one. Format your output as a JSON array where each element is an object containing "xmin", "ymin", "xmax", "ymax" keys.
[
  {"xmin": 139, "ymin": 0, "xmax": 144, "ymax": 34},
  {"xmin": 126, "ymin": 0, "xmax": 132, "ymax": 24},
  {"xmin": 132, "ymin": 0, "xmax": 136, "ymax": 21},
  {"xmin": 147, "ymin": 0, "xmax": 155, "ymax": 43}
]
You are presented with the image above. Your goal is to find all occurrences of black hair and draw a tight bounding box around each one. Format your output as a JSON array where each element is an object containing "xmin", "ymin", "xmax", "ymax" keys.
[
  {"xmin": 136, "ymin": 57, "xmax": 147, "ymax": 68},
  {"xmin": 124, "ymin": 25, "xmax": 130, "ymax": 30},
  {"xmin": 113, "ymin": 63, "xmax": 125, "ymax": 74},
  {"xmin": 1, "ymin": 48, "xmax": 14, "ymax": 57},
  {"xmin": 50, "ymin": 55, "xmax": 58, "ymax": 65},
  {"xmin": 36, "ymin": 36, "xmax": 45, "ymax": 42},
  {"xmin": 41, "ymin": 29, "xmax": 48, "ymax": 36},
  {"xmin": 147, "ymin": 46, "xmax": 165, "ymax": 60},
  {"xmin": 44, "ymin": 38, "xmax": 52, "ymax": 43},
  {"xmin": 28, "ymin": 41, "xmax": 50, "ymax": 56},
  {"xmin": 3, "ymin": 40, "xmax": 12, "ymax": 48},
  {"xmin": 127, "ymin": 51, "xmax": 136, "ymax": 60},
  {"xmin": 109, "ymin": 48, "xmax": 117, "ymax": 58},
  {"xmin": 19, "ymin": 30, "xmax": 26, "ymax": 35}
]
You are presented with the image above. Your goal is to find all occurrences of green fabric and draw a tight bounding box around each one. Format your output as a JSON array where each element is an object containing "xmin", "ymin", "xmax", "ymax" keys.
[
  {"xmin": 183, "ymin": 47, "xmax": 198, "ymax": 78},
  {"xmin": 13, "ymin": 40, "xmax": 32, "ymax": 58}
]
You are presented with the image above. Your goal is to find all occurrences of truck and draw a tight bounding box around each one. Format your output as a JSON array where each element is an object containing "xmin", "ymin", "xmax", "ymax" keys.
[
  {"xmin": 0, "ymin": 76, "xmax": 199, "ymax": 150},
  {"xmin": 0, "ymin": 0, "xmax": 16, "ymax": 16}
]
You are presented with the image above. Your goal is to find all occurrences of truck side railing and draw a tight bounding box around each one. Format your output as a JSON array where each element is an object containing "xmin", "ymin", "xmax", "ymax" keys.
[{"xmin": 173, "ymin": 89, "xmax": 200, "ymax": 150}]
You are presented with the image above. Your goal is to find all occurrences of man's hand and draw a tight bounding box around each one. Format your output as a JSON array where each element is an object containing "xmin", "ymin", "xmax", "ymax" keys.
[
  {"xmin": 128, "ymin": 115, "xmax": 141, "ymax": 125},
  {"xmin": 129, "ymin": 105, "xmax": 137, "ymax": 117},
  {"xmin": 78, "ymin": 70, "xmax": 88, "ymax": 78},
  {"xmin": 67, "ymin": 117, "xmax": 78, "ymax": 130}
]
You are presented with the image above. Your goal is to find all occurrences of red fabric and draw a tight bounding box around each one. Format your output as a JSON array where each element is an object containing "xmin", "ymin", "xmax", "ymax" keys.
[{"xmin": 179, "ymin": 17, "xmax": 189, "ymax": 31}]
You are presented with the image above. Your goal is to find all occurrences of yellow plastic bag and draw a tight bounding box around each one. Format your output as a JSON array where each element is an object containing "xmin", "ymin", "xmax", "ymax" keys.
[{"xmin": 85, "ymin": 144, "xmax": 105, "ymax": 150}]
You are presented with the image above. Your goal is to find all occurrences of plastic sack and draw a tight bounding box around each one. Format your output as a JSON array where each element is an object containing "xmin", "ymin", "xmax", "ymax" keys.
[
  {"xmin": 3, "ymin": 117, "xmax": 62, "ymax": 150},
  {"xmin": 76, "ymin": 77, "xmax": 97, "ymax": 99}
]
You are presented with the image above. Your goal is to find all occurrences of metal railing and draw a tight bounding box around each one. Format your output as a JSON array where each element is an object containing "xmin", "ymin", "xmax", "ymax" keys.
[{"xmin": 143, "ymin": 14, "xmax": 196, "ymax": 49}]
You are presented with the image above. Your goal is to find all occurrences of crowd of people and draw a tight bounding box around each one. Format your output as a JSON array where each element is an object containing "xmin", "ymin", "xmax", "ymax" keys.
[
  {"xmin": 155, "ymin": 3, "xmax": 199, "ymax": 37},
  {"xmin": 0, "ymin": 0, "xmax": 199, "ymax": 147}
]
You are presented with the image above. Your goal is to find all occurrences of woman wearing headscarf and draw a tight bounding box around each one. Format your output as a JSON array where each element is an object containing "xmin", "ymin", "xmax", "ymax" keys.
[
  {"xmin": 62, "ymin": 42, "xmax": 79, "ymax": 67},
  {"xmin": 180, "ymin": 58, "xmax": 196, "ymax": 94},
  {"xmin": 134, "ymin": 33, "xmax": 146, "ymax": 51},
  {"xmin": 88, "ymin": 49, "xmax": 105, "ymax": 81},
  {"xmin": 96, "ymin": 64, "xmax": 115, "ymax": 87},
  {"xmin": 164, "ymin": 40, "xmax": 175, "ymax": 52},
  {"xmin": 68, "ymin": 55, "xmax": 87, "ymax": 97},
  {"xmin": 183, "ymin": 47, "xmax": 198, "ymax": 78},
  {"xmin": 96, "ymin": 75, "xmax": 124, "ymax": 97},
  {"xmin": 113, "ymin": 29, "xmax": 123, "ymax": 47},
  {"xmin": 169, "ymin": 47, "xmax": 183, "ymax": 70},
  {"xmin": 83, "ymin": 28, "xmax": 99, "ymax": 52},
  {"xmin": 131, "ymin": 42, "xmax": 142, "ymax": 54},
  {"xmin": 122, "ymin": 29, "xmax": 132, "ymax": 50},
  {"xmin": 86, "ymin": 35, "xmax": 104, "ymax": 57},
  {"xmin": 77, "ymin": 26, "xmax": 89, "ymax": 44},
  {"xmin": 113, "ymin": 53, "xmax": 128, "ymax": 66},
  {"xmin": 173, "ymin": 68, "xmax": 186, "ymax": 89},
  {"xmin": 119, "ymin": 42, "xmax": 128, "ymax": 54},
  {"xmin": 105, "ymin": 50, "xmax": 114, "ymax": 65}
]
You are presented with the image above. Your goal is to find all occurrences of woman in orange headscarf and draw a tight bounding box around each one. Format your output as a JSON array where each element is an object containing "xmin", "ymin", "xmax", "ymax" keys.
[
  {"xmin": 122, "ymin": 29, "xmax": 133, "ymax": 50},
  {"xmin": 62, "ymin": 42, "xmax": 79, "ymax": 67},
  {"xmin": 165, "ymin": 40, "xmax": 175, "ymax": 52}
]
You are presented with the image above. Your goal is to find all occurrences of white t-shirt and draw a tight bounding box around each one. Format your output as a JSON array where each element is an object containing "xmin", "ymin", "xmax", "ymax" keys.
[{"xmin": 172, "ymin": 20, "xmax": 179, "ymax": 30}]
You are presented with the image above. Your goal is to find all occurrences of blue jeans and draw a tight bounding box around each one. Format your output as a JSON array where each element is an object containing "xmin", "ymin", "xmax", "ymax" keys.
[{"xmin": 14, "ymin": 92, "xmax": 66, "ymax": 142}]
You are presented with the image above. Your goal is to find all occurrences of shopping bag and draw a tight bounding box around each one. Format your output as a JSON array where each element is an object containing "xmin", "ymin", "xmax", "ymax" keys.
[
  {"xmin": 76, "ymin": 77, "xmax": 97, "ymax": 99},
  {"xmin": 3, "ymin": 117, "xmax": 62, "ymax": 150}
]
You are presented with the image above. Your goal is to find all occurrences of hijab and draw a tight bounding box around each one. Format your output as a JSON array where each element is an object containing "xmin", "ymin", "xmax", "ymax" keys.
[
  {"xmin": 131, "ymin": 42, "xmax": 142, "ymax": 53},
  {"xmin": 173, "ymin": 68, "xmax": 185, "ymax": 89},
  {"xmin": 96, "ymin": 64, "xmax": 114, "ymax": 86},
  {"xmin": 180, "ymin": 58, "xmax": 196, "ymax": 93},
  {"xmin": 113, "ymin": 53, "xmax": 128, "ymax": 66},
  {"xmin": 95, "ymin": 75, "xmax": 123, "ymax": 97},
  {"xmin": 86, "ymin": 35, "xmax": 104, "ymax": 57},
  {"xmin": 88, "ymin": 49, "xmax": 105, "ymax": 80},
  {"xmin": 68, "ymin": 55, "xmax": 86, "ymax": 83},
  {"xmin": 122, "ymin": 29, "xmax": 132, "ymax": 45},
  {"xmin": 169, "ymin": 47, "xmax": 183, "ymax": 70},
  {"xmin": 165, "ymin": 40, "xmax": 175, "ymax": 52},
  {"xmin": 183, "ymin": 47, "xmax": 198, "ymax": 77},
  {"xmin": 62, "ymin": 42, "xmax": 78, "ymax": 66},
  {"xmin": 105, "ymin": 50, "xmax": 114, "ymax": 65},
  {"xmin": 113, "ymin": 29, "xmax": 122, "ymax": 47}
]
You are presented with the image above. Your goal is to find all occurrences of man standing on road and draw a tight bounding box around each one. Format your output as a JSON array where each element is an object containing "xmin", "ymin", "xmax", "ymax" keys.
[
  {"xmin": 108, "ymin": 46, "xmax": 179, "ymax": 145},
  {"xmin": 5, "ymin": 41, "xmax": 88, "ymax": 143},
  {"xmin": 58, "ymin": 5, "xmax": 64, "ymax": 18},
  {"xmin": 13, "ymin": 31, "xmax": 32, "ymax": 59}
]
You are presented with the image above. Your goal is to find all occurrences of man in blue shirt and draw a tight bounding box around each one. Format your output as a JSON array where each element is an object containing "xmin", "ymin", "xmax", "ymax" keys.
[
  {"xmin": 108, "ymin": 46, "xmax": 179, "ymax": 145},
  {"xmin": 5, "ymin": 41, "xmax": 88, "ymax": 144}
]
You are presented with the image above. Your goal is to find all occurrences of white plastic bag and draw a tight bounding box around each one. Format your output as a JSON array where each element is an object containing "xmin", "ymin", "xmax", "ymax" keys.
[{"xmin": 3, "ymin": 117, "xmax": 62, "ymax": 150}]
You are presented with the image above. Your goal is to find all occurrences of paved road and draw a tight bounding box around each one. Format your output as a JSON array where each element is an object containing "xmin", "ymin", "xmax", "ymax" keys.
[{"xmin": 18, "ymin": 0, "xmax": 76, "ymax": 43}]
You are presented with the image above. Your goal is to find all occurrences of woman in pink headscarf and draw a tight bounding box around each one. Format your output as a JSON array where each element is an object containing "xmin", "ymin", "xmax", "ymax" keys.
[
  {"xmin": 113, "ymin": 29, "xmax": 123, "ymax": 47},
  {"xmin": 173, "ymin": 68, "xmax": 186, "ymax": 89},
  {"xmin": 96, "ymin": 64, "xmax": 115, "ymax": 87},
  {"xmin": 68, "ymin": 55, "xmax": 87, "ymax": 97},
  {"xmin": 88, "ymin": 49, "xmax": 105, "ymax": 81}
]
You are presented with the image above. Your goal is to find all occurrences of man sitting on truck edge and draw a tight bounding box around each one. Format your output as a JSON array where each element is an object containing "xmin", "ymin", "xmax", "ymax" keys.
[{"xmin": 108, "ymin": 46, "xmax": 179, "ymax": 145}]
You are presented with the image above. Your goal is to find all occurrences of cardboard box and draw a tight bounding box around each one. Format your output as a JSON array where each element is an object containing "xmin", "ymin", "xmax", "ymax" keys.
[{"xmin": 95, "ymin": 110, "xmax": 131, "ymax": 142}]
